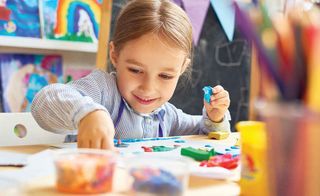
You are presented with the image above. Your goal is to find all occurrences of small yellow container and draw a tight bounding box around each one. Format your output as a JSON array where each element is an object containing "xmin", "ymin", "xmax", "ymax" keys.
[
  {"xmin": 208, "ymin": 131, "xmax": 230, "ymax": 140},
  {"xmin": 236, "ymin": 121, "xmax": 269, "ymax": 196}
]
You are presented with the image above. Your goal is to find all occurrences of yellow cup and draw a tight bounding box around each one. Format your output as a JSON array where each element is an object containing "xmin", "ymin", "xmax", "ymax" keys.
[{"xmin": 236, "ymin": 121, "xmax": 269, "ymax": 196}]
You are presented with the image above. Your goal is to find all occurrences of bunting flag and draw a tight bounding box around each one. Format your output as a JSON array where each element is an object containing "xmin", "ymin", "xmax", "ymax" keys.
[
  {"xmin": 182, "ymin": 0, "xmax": 210, "ymax": 45},
  {"xmin": 173, "ymin": 0, "xmax": 236, "ymax": 44},
  {"xmin": 210, "ymin": 0, "xmax": 235, "ymax": 41}
]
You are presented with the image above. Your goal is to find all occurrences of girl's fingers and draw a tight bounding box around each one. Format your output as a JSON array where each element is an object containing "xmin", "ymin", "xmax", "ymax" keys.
[
  {"xmin": 211, "ymin": 90, "xmax": 229, "ymax": 100},
  {"xmin": 101, "ymin": 139, "xmax": 108, "ymax": 149},
  {"xmin": 78, "ymin": 140, "xmax": 90, "ymax": 148},
  {"xmin": 77, "ymin": 140, "xmax": 82, "ymax": 148},
  {"xmin": 210, "ymin": 99, "xmax": 230, "ymax": 110},
  {"xmin": 212, "ymin": 85, "xmax": 224, "ymax": 93},
  {"xmin": 211, "ymin": 97, "xmax": 230, "ymax": 105},
  {"xmin": 204, "ymin": 99, "xmax": 212, "ymax": 108},
  {"xmin": 90, "ymin": 139, "xmax": 102, "ymax": 149},
  {"xmin": 205, "ymin": 96, "xmax": 229, "ymax": 108},
  {"xmin": 101, "ymin": 138, "xmax": 115, "ymax": 150}
]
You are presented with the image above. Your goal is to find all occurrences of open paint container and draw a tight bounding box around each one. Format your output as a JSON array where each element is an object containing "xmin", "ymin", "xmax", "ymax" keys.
[
  {"xmin": 125, "ymin": 154, "xmax": 190, "ymax": 196},
  {"xmin": 53, "ymin": 148, "xmax": 117, "ymax": 194}
]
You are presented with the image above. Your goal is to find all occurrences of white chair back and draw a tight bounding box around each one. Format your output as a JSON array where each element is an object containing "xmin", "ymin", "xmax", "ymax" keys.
[{"xmin": 0, "ymin": 113, "xmax": 65, "ymax": 146}]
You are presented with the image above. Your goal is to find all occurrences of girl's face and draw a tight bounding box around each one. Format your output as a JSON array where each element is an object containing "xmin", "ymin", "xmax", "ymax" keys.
[{"xmin": 110, "ymin": 33, "xmax": 188, "ymax": 114}]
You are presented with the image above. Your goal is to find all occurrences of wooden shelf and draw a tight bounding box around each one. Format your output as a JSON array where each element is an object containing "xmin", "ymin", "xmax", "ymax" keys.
[{"xmin": 0, "ymin": 36, "xmax": 98, "ymax": 53}]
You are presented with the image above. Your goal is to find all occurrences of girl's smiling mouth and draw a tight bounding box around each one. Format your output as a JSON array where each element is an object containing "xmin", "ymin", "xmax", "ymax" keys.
[{"xmin": 134, "ymin": 95, "xmax": 157, "ymax": 105}]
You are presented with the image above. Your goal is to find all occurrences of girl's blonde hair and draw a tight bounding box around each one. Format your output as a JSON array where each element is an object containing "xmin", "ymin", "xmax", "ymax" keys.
[{"xmin": 112, "ymin": 0, "xmax": 193, "ymax": 60}]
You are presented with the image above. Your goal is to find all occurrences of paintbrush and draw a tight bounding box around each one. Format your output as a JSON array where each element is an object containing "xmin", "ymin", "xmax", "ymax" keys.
[{"xmin": 234, "ymin": 2, "xmax": 286, "ymax": 98}]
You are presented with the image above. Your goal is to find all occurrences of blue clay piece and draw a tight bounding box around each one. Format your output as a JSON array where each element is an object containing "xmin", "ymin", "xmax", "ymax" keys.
[
  {"xmin": 114, "ymin": 136, "xmax": 181, "ymax": 143},
  {"xmin": 202, "ymin": 86, "xmax": 213, "ymax": 103},
  {"xmin": 204, "ymin": 144, "xmax": 212, "ymax": 147},
  {"xmin": 115, "ymin": 142, "xmax": 129, "ymax": 148},
  {"xmin": 174, "ymin": 140, "xmax": 186, "ymax": 143},
  {"xmin": 215, "ymin": 146, "xmax": 240, "ymax": 157}
]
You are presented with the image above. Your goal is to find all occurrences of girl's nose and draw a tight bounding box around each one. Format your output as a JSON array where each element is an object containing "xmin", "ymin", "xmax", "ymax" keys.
[{"xmin": 140, "ymin": 76, "xmax": 154, "ymax": 92}]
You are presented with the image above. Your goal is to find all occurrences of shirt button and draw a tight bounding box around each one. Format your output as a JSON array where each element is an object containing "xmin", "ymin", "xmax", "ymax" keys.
[{"xmin": 145, "ymin": 117, "xmax": 152, "ymax": 124}]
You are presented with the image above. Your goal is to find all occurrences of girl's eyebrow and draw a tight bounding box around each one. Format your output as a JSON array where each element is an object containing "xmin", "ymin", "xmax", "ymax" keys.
[
  {"xmin": 125, "ymin": 59, "xmax": 144, "ymax": 66},
  {"xmin": 126, "ymin": 58, "xmax": 179, "ymax": 72},
  {"xmin": 161, "ymin": 67, "xmax": 179, "ymax": 73}
]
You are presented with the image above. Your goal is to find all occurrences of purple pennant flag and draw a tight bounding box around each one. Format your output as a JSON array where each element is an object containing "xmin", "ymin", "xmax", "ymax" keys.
[
  {"xmin": 182, "ymin": 0, "xmax": 210, "ymax": 46},
  {"xmin": 172, "ymin": 0, "xmax": 183, "ymax": 7}
]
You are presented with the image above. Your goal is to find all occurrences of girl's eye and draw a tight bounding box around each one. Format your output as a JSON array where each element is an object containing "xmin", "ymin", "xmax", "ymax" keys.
[
  {"xmin": 159, "ymin": 74, "xmax": 174, "ymax": 80},
  {"xmin": 128, "ymin": 68, "xmax": 141, "ymax": 74}
]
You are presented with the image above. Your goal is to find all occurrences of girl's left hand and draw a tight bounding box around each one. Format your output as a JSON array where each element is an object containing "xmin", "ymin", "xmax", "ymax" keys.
[{"xmin": 204, "ymin": 85, "xmax": 230, "ymax": 122}]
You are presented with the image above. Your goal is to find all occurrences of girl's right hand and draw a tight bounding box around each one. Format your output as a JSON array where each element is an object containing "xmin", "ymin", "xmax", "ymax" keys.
[{"xmin": 77, "ymin": 110, "xmax": 115, "ymax": 150}]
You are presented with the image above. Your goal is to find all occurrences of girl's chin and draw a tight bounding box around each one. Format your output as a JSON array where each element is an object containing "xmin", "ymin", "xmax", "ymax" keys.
[
  {"xmin": 133, "ymin": 107, "xmax": 155, "ymax": 114},
  {"xmin": 131, "ymin": 103, "xmax": 161, "ymax": 114}
]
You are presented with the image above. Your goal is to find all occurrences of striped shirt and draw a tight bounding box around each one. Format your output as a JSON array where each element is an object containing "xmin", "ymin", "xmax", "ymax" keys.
[{"xmin": 31, "ymin": 70, "xmax": 231, "ymax": 139}]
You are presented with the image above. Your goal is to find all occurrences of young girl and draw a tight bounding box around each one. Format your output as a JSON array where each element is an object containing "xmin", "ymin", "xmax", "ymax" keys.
[{"xmin": 31, "ymin": 0, "xmax": 231, "ymax": 150}]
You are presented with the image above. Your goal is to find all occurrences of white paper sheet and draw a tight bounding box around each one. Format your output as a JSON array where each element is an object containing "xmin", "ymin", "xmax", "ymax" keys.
[
  {"xmin": 0, "ymin": 149, "xmax": 55, "ymax": 193},
  {"xmin": 0, "ymin": 151, "xmax": 29, "ymax": 167},
  {"xmin": 115, "ymin": 139, "xmax": 239, "ymax": 179}
]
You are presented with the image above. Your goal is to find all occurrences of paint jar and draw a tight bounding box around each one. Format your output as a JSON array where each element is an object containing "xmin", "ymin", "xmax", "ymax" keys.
[
  {"xmin": 125, "ymin": 154, "xmax": 190, "ymax": 196},
  {"xmin": 236, "ymin": 121, "xmax": 269, "ymax": 196},
  {"xmin": 53, "ymin": 149, "xmax": 117, "ymax": 194}
]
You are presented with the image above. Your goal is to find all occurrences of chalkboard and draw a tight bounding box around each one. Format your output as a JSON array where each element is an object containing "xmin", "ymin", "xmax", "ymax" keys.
[{"xmin": 109, "ymin": 0, "xmax": 251, "ymax": 131}]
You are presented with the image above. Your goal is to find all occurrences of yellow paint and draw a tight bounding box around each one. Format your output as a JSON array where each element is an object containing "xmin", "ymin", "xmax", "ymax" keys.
[
  {"xmin": 236, "ymin": 121, "xmax": 270, "ymax": 196},
  {"xmin": 306, "ymin": 28, "xmax": 320, "ymax": 112}
]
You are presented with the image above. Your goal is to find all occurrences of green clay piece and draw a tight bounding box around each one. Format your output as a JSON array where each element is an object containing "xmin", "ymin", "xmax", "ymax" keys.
[
  {"xmin": 151, "ymin": 146, "xmax": 175, "ymax": 152},
  {"xmin": 180, "ymin": 147, "xmax": 215, "ymax": 161}
]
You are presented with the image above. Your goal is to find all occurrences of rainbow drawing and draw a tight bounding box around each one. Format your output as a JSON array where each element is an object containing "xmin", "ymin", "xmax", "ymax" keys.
[{"xmin": 40, "ymin": 0, "xmax": 102, "ymax": 43}]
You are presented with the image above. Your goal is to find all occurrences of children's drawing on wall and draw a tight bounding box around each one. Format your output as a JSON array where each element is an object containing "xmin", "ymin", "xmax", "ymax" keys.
[
  {"xmin": 0, "ymin": 0, "xmax": 41, "ymax": 37},
  {"xmin": 40, "ymin": 0, "xmax": 102, "ymax": 43},
  {"xmin": 0, "ymin": 54, "xmax": 63, "ymax": 112}
]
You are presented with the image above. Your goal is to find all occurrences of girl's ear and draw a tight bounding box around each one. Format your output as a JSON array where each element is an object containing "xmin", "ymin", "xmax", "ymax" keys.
[
  {"xmin": 181, "ymin": 58, "xmax": 191, "ymax": 74},
  {"xmin": 109, "ymin": 41, "xmax": 118, "ymax": 68}
]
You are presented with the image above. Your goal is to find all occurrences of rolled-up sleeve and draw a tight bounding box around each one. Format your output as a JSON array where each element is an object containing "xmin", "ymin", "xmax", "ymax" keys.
[
  {"xmin": 201, "ymin": 108, "xmax": 231, "ymax": 134},
  {"xmin": 31, "ymin": 70, "xmax": 110, "ymax": 134},
  {"xmin": 165, "ymin": 103, "xmax": 231, "ymax": 136}
]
